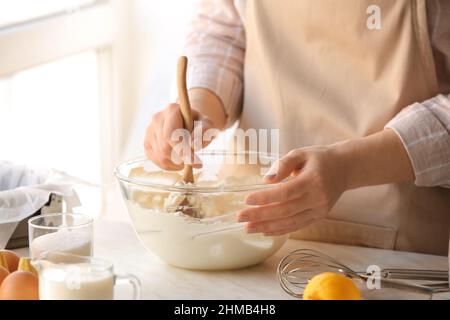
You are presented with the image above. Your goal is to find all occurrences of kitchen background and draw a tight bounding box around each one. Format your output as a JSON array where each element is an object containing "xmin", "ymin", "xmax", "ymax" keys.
[{"xmin": 0, "ymin": 0, "xmax": 218, "ymax": 220}]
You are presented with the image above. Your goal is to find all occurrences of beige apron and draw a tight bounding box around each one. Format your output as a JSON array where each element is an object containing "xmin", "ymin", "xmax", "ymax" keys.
[{"xmin": 234, "ymin": 0, "xmax": 450, "ymax": 255}]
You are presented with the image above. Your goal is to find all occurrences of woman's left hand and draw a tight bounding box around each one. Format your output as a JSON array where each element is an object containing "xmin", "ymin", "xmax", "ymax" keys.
[
  {"xmin": 237, "ymin": 146, "xmax": 347, "ymax": 236},
  {"xmin": 237, "ymin": 129, "xmax": 416, "ymax": 236}
]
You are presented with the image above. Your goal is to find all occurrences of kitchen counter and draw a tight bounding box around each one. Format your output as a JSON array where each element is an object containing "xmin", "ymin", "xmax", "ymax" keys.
[{"xmin": 15, "ymin": 219, "xmax": 450, "ymax": 300}]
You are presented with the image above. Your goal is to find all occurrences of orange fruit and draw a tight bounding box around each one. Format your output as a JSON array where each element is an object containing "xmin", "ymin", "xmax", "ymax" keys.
[{"xmin": 303, "ymin": 272, "xmax": 361, "ymax": 300}]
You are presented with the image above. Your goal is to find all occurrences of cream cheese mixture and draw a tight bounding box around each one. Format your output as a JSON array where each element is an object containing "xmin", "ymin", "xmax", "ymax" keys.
[{"xmin": 125, "ymin": 167, "xmax": 287, "ymax": 270}]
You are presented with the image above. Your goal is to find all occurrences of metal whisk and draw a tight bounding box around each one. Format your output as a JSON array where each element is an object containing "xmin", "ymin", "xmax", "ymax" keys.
[{"xmin": 277, "ymin": 249, "xmax": 449, "ymax": 299}]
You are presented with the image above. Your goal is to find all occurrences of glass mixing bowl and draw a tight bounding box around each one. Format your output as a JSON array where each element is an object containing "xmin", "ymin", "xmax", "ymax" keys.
[{"xmin": 115, "ymin": 151, "xmax": 288, "ymax": 270}]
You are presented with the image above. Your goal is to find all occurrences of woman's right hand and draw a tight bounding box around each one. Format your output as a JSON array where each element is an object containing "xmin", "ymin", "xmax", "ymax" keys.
[{"xmin": 143, "ymin": 103, "xmax": 217, "ymax": 171}]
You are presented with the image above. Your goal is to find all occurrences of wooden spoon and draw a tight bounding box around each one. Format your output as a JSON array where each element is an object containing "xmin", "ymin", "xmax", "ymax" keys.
[
  {"xmin": 177, "ymin": 56, "xmax": 195, "ymax": 183},
  {"xmin": 176, "ymin": 56, "xmax": 198, "ymax": 217}
]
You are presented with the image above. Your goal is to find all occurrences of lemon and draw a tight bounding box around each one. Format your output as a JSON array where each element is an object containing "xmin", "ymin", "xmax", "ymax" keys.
[{"xmin": 303, "ymin": 272, "xmax": 361, "ymax": 300}]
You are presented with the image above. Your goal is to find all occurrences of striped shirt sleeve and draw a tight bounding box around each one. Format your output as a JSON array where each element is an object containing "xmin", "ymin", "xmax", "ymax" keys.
[
  {"xmin": 183, "ymin": 0, "xmax": 245, "ymax": 127},
  {"xmin": 385, "ymin": 94, "xmax": 450, "ymax": 187}
]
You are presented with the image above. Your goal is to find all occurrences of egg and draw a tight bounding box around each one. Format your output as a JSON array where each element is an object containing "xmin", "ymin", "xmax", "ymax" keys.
[
  {"xmin": 0, "ymin": 266, "xmax": 9, "ymax": 286},
  {"xmin": 0, "ymin": 271, "xmax": 39, "ymax": 300},
  {"xmin": 0, "ymin": 250, "xmax": 20, "ymax": 272}
]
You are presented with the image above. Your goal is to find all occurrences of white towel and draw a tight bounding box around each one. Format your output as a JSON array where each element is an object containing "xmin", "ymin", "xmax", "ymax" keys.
[{"xmin": 0, "ymin": 162, "xmax": 82, "ymax": 249}]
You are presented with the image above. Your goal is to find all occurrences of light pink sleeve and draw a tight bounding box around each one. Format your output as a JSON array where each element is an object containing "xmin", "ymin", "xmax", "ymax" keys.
[
  {"xmin": 183, "ymin": 0, "xmax": 245, "ymax": 126},
  {"xmin": 385, "ymin": 94, "xmax": 450, "ymax": 187}
]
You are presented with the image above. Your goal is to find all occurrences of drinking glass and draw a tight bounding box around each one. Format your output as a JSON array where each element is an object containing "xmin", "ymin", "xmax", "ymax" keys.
[
  {"xmin": 28, "ymin": 213, "xmax": 93, "ymax": 259},
  {"xmin": 33, "ymin": 251, "xmax": 141, "ymax": 300}
]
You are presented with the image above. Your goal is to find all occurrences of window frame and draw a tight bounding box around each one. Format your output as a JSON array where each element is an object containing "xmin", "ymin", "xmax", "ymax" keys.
[
  {"xmin": 0, "ymin": 0, "xmax": 114, "ymax": 77},
  {"xmin": 0, "ymin": 0, "xmax": 129, "ymax": 216}
]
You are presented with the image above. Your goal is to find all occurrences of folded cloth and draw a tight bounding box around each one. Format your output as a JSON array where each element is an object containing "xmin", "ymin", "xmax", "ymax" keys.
[{"xmin": 0, "ymin": 162, "xmax": 82, "ymax": 249}]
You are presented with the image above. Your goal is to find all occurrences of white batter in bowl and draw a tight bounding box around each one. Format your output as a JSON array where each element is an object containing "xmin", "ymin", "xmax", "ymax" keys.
[{"xmin": 115, "ymin": 151, "xmax": 288, "ymax": 270}]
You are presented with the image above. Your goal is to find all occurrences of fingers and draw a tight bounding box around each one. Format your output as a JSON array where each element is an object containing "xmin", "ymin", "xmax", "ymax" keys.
[
  {"xmin": 192, "ymin": 116, "xmax": 217, "ymax": 149},
  {"xmin": 145, "ymin": 132, "xmax": 183, "ymax": 171},
  {"xmin": 262, "ymin": 219, "xmax": 317, "ymax": 236},
  {"xmin": 165, "ymin": 104, "xmax": 205, "ymax": 168},
  {"xmin": 246, "ymin": 171, "xmax": 311, "ymax": 205},
  {"xmin": 171, "ymin": 129, "xmax": 203, "ymax": 168},
  {"xmin": 163, "ymin": 104, "xmax": 184, "ymax": 148},
  {"xmin": 145, "ymin": 122, "xmax": 179, "ymax": 170},
  {"xmin": 237, "ymin": 194, "xmax": 310, "ymax": 223},
  {"xmin": 238, "ymin": 147, "xmax": 341, "ymax": 236},
  {"xmin": 263, "ymin": 150, "xmax": 307, "ymax": 183},
  {"xmin": 245, "ymin": 210, "xmax": 317, "ymax": 235},
  {"xmin": 144, "ymin": 103, "xmax": 208, "ymax": 170},
  {"xmin": 144, "ymin": 107, "xmax": 184, "ymax": 170},
  {"xmin": 245, "ymin": 150, "xmax": 311, "ymax": 205},
  {"xmin": 238, "ymin": 193, "xmax": 319, "ymax": 235}
]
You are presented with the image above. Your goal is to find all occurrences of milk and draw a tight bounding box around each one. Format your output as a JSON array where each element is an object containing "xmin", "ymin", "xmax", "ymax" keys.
[
  {"xmin": 31, "ymin": 230, "xmax": 92, "ymax": 260},
  {"xmin": 39, "ymin": 263, "xmax": 114, "ymax": 300}
]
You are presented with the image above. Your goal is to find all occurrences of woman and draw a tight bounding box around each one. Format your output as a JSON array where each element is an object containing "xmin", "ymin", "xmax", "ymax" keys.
[{"xmin": 144, "ymin": 0, "xmax": 450, "ymax": 255}]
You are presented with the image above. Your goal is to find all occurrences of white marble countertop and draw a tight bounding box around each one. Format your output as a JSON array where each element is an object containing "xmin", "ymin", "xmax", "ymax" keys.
[
  {"xmin": 78, "ymin": 220, "xmax": 450, "ymax": 300},
  {"xmin": 16, "ymin": 219, "xmax": 450, "ymax": 300}
]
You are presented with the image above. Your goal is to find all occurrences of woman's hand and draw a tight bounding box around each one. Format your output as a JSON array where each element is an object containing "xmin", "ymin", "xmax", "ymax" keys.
[
  {"xmin": 144, "ymin": 88, "xmax": 227, "ymax": 170},
  {"xmin": 237, "ymin": 129, "xmax": 415, "ymax": 236},
  {"xmin": 237, "ymin": 146, "xmax": 347, "ymax": 236},
  {"xmin": 144, "ymin": 104, "xmax": 215, "ymax": 170}
]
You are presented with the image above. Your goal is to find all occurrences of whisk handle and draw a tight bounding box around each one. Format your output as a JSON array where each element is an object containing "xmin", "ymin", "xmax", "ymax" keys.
[
  {"xmin": 380, "ymin": 268, "xmax": 449, "ymax": 281},
  {"xmin": 360, "ymin": 275, "xmax": 447, "ymax": 295}
]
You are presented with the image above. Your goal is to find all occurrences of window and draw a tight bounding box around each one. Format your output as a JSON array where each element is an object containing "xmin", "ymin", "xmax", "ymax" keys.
[
  {"xmin": 0, "ymin": 0, "xmax": 96, "ymax": 28},
  {"xmin": 0, "ymin": 52, "xmax": 100, "ymax": 181},
  {"xmin": 0, "ymin": 0, "xmax": 122, "ymax": 218}
]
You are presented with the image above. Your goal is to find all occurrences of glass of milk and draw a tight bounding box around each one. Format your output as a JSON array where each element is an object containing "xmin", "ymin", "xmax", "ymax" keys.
[
  {"xmin": 33, "ymin": 252, "xmax": 141, "ymax": 300},
  {"xmin": 28, "ymin": 213, "xmax": 93, "ymax": 260}
]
